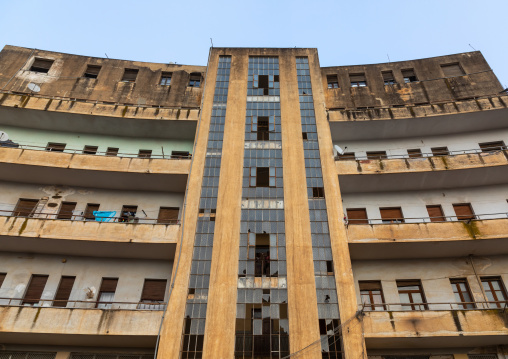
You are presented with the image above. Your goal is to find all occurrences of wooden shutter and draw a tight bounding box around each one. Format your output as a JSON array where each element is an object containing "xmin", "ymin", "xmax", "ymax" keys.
[
  {"xmin": 84, "ymin": 203, "xmax": 100, "ymax": 220},
  {"xmin": 407, "ymin": 149, "xmax": 422, "ymax": 158},
  {"xmin": 350, "ymin": 73, "xmax": 366, "ymax": 82},
  {"xmin": 380, "ymin": 207, "xmax": 404, "ymax": 222},
  {"xmin": 453, "ymin": 203, "xmax": 475, "ymax": 220},
  {"xmin": 57, "ymin": 202, "xmax": 77, "ymax": 220},
  {"xmin": 84, "ymin": 65, "xmax": 101, "ymax": 77},
  {"xmin": 171, "ymin": 151, "xmax": 190, "ymax": 159},
  {"xmin": 347, "ymin": 208, "xmax": 368, "ymax": 224},
  {"xmin": 0, "ymin": 273, "xmax": 6, "ymax": 288},
  {"xmin": 157, "ymin": 207, "xmax": 179, "ymax": 224},
  {"xmin": 13, "ymin": 199, "xmax": 38, "ymax": 217},
  {"xmin": 359, "ymin": 281, "xmax": 381, "ymax": 290},
  {"xmin": 382, "ymin": 71, "xmax": 395, "ymax": 81},
  {"xmin": 31, "ymin": 58, "xmax": 53, "ymax": 72},
  {"xmin": 138, "ymin": 150, "xmax": 152, "ymax": 158},
  {"xmin": 431, "ymin": 147, "xmax": 449, "ymax": 156},
  {"xmin": 99, "ymin": 278, "xmax": 118, "ymax": 292},
  {"xmin": 426, "ymin": 205, "xmax": 445, "ymax": 222},
  {"xmin": 441, "ymin": 63, "xmax": 464, "ymax": 77},
  {"xmin": 366, "ymin": 151, "xmax": 387, "ymax": 160},
  {"xmin": 479, "ymin": 141, "xmax": 505, "ymax": 152},
  {"xmin": 140, "ymin": 279, "xmax": 167, "ymax": 301},
  {"xmin": 106, "ymin": 147, "xmax": 119, "ymax": 156},
  {"xmin": 23, "ymin": 275, "xmax": 49, "ymax": 304},
  {"xmin": 46, "ymin": 142, "xmax": 66, "ymax": 151},
  {"xmin": 53, "ymin": 276, "xmax": 75, "ymax": 307},
  {"xmin": 122, "ymin": 69, "xmax": 138, "ymax": 82}
]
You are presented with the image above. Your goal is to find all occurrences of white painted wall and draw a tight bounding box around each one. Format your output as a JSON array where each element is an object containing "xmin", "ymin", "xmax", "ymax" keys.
[
  {"xmin": 353, "ymin": 255, "xmax": 508, "ymax": 311},
  {"xmin": 343, "ymin": 184, "xmax": 508, "ymax": 223},
  {"xmin": 335, "ymin": 128, "xmax": 508, "ymax": 159},
  {"xmin": 0, "ymin": 181, "xmax": 184, "ymax": 223},
  {"xmin": 0, "ymin": 252, "xmax": 172, "ymax": 310}
]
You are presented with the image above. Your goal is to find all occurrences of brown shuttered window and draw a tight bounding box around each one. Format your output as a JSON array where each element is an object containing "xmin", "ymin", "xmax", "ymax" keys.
[
  {"xmin": 380, "ymin": 207, "xmax": 404, "ymax": 223},
  {"xmin": 57, "ymin": 202, "xmax": 77, "ymax": 220},
  {"xmin": 350, "ymin": 73, "xmax": 367, "ymax": 87},
  {"xmin": 453, "ymin": 203, "xmax": 475, "ymax": 220},
  {"xmin": 83, "ymin": 145, "xmax": 98, "ymax": 155},
  {"xmin": 0, "ymin": 273, "xmax": 6, "ymax": 288},
  {"xmin": 140, "ymin": 279, "xmax": 167, "ymax": 301},
  {"xmin": 106, "ymin": 147, "xmax": 119, "ymax": 156},
  {"xmin": 157, "ymin": 207, "xmax": 179, "ymax": 224},
  {"xmin": 97, "ymin": 277, "xmax": 118, "ymax": 309},
  {"xmin": 431, "ymin": 147, "xmax": 449, "ymax": 156},
  {"xmin": 46, "ymin": 142, "xmax": 66, "ymax": 152},
  {"xmin": 23, "ymin": 275, "xmax": 49, "ymax": 305},
  {"xmin": 479, "ymin": 141, "xmax": 506, "ymax": 152},
  {"xmin": 347, "ymin": 208, "xmax": 368, "ymax": 224},
  {"xmin": 99, "ymin": 278, "xmax": 118, "ymax": 292},
  {"xmin": 30, "ymin": 58, "xmax": 54, "ymax": 73},
  {"xmin": 441, "ymin": 63, "xmax": 465, "ymax": 77},
  {"xmin": 366, "ymin": 151, "xmax": 387, "ymax": 160},
  {"xmin": 382, "ymin": 71, "xmax": 396, "ymax": 85},
  {"xmin": 53, "ymin": 276, "xmax": 76, "ymax": 307},
  {"xmin": 121, "ymin": 68, "xmax": 138, "ymax": 82},
  {"xmin": 426, "ymin": 205, "xmax": 445, "ymax": 222},
  {"xmin": 402, "ymin": 69, "xmax": 418, "ymax": 83},
  {"xmin": 119, "ymin": 205, "xmax": 138, "ymax": 222},
  {"xmin": 83, "ymin": 65, "xmax": 101, "ymax": 79},
  {"xmin": 407, "ymin": 149, "xmax": 423, "ymax": 158},
  {"xmin": 13, "ymin": 198, "xmax": 39, "ymax": 217},
  {"xmin": 171, "ymin": 151, "xmax": 191, "ymax": 159},
  {"xmin": 84, "ymin": 203, "xmax": 100, "ymax": 221},
  {"xmin": 138, "ymin": 149, "xmax": 152, "ymax": 158}
]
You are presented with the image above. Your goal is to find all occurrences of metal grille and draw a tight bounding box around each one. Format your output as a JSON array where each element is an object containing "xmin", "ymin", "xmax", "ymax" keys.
[{"xmin": 0, "ymin": 353, "xmax": 56, "ymax": 359}]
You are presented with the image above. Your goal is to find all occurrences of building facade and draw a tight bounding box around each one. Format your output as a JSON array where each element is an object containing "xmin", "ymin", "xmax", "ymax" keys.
[{"xmin": 0, "ymin": 45, "xmax": 507, "ymax": 359}]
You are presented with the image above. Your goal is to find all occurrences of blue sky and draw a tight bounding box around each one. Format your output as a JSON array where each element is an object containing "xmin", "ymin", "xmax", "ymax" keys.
[{"xmin": 1, "ymin": 0, "xmax": 507, "ymax": 87}]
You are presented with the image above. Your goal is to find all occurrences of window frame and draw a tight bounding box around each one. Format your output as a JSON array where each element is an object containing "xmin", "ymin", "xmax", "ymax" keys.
[
  {"xmin": 121, "ymin": 68, "xmax": 139, "ymax": 83},
  {"xmin": 481, "ymin": 276, "xmax": 508, "ymax": 308},
  {"xmin": 396, "ymin": 280, "xmax": 428, "ymax": 310},
  {"xmin": 359, "ymin": 281, "xmax": 386, "ymax": 311},
  {"xmin": 450, "ymin": 278, "xmax": 475, "ymax": 309},
  {"xmin": 83, "ymin": 65, "xmax": 101, "ymax": 79},
  {"xmin": 402, "ymin": 68, "xmax": 418, "ymax": 83},
  {"xmin": 160, "ymin": 71, "xmax": 172, "ymax": 86},
  {"xmin": 327, "ymin": 74, "xmax": 339, "ymax": 89}
]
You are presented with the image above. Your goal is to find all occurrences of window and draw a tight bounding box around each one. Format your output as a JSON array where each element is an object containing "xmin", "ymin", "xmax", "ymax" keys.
[
  {"xmin": 96, "ymin": 278, "xmax": 118, "ymax": 309},
  {"xmin": 138, "ymin": 149, "xmax": 152, "ymax": 158},
  {"xmin": 57, "ymin": 202, "xmax": 77, "ymax": 220},
  {"xmin": 84, "ymin": 203, "xmax": 100, "ymax": 221},
  {"xmin": 253, "ymin": 74, "xmax": 277, "ymax": 95},
  {"xmin": 327, "ymin": 75, "xmax": 339, "ymax": 89},
  {"xmin": 171, "ymin": 151, "xmax": 190, "ymax": 159},
  {"xmin": 138, "ymin": 279, "xmax": 167, "ymax": 310},
  {"xmin": 382, "ymin": 71, "xmax": 396, "ymax": 85},
  {"xmin": 30, "ymin": 58, "xmax": 54, "ymax": 73},
  {"xmin": 397, "ymin": 280, "xmax": 427, "ymax": 310},
  {"xmin": 22, "ymin": 275, "xmax": 49, "ymax": 305},
  {"xmin": 12, "ymin": 198, "xmax": 38, "ymax": 217},
  {"xmin": 479, "ymin": 141, "xmax": 506, "ymax": 152},
  {"xmin": 481, "ymin": 277, "xmax": 508, "ymax": 308},
  {"xmin": 350, "ymin": 73, "xmax": 367, "ymax": 87},
  {"xmin": 380, "ymin": 207, "xmax": 404, "ymax": 223},
  {"xmin": 426, "ymin": 205, "xmax": 445, "ymax": 222},
  {"xmin": 302, "ymin": 132, "xmax": 308, "ymax": 140},
  {"xmin": 254, "ymin": 233, "xmax": 270, "ymax": 277},
  {"xmin": 359, "ymin": 281, "xmax": 385, "ymax": 310},
  {"xmin": 0, "ymin": 273, "xmax": 6, "ymax": 288},
  {"xmin": 160, "ymin": 72, "xmax": 172, "ymax": 86},
  {"xmin": 250, "ymin": 167, "xmax": 276, "ymax": 187},
  {"xmin": 450, "ymin": 278, "xmax": 475, "ymax": 309},
  {"xmin": 251, "ymin": 116, "xmax": 275, "ymax": 140},
  {"xmin": 121, "ymin": 68, "xmax": 138, "ymax": 82},
  {"xmin": 157, "ymin": 207, "xmax": 179, "ymax": 224},
  {"xmin": 46, "ymin": 142, "xmax": 66, "ymax": 152},
  {"xmin": 441, "ymin": 63, "xmax": 465, "ymax": 77},
  {"xmin": 83, "ymin": 145, "xmax": 98, "ymax": 155},
  {"xmin": 346, "ymin": 208, "xmax": 368, "ymax": 224},
  {"xmin": 119, "ymin": 205, "xmax": 138, "ymax": 223},
  {"xmin": 407, "ymin": 148, "xmax": 423, "ymax": 158},
  {"xmin": 402, "ymin": 69, "xmax": 418, "ymax": 83},
  {"xmin": 106, "ymin": 147, "xmax": 119, "ymax": 156},
  {"xmin": 188, "ymin": 73, "xmax": 201, "ymax": 87},
  {"xmin": 53, "ymin": 276, "xmax": 76, "ymax": 307},
  {"xmin": 453, "ymin": 203, "xmax": 475, "ymax": 221},
  {"xmin": 312, "ymin": 187, "xmax": 325, "ymax": 198},
  {"xmin": 83, "ymin": 65, "xmax": 101, "ymax": 79},
  {"xmin": 366, "ymin": 151, "xmax": 387, "ymax": 160},
  {"xmin": 431, "ymin": 146, "xmax": 449, "ymax": 156},
  {"xmin": 338, "ymin": 152, "xmax": 355, "ymax": 160}
]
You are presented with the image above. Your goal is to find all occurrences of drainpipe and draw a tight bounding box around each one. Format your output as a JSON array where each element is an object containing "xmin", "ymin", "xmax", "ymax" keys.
[{"xmin": 469, "ymin": 254, "xmax": 489, "ymax": 306}]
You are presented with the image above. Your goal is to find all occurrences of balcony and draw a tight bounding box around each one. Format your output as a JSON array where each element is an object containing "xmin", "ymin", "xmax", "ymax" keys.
[
  {"xmin": 336, "ymin": 150, "xmax": 508, "ymax": 192},
  {"xmin": 362, "ymin": 301, "xmax": 508, "ymax": 348},
  {"xmin": 0, "ymin": 299, "xmax": 162, "ymax": 347},
  {"xmin": 0, "ymin": 211, "xmax": 179, "ymax": 259},
  {"xmin": 0, "ymin": 146, "xmax": 190, "ymax": 191},
  {"xmin": 348, "ymin": 217, "xmax": 508, "ymax": 260}
]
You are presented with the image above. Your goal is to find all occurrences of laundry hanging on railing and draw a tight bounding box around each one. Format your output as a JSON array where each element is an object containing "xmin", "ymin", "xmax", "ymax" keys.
[{"xmin": 93, "ymin": 211, "xmax": 116, "ymax": 222}]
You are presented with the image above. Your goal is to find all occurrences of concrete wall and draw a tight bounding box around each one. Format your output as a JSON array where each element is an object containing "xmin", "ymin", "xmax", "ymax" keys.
[
  {"xmin": 0, "ymin": 181, "xmax": 184, "ymax": 222},
  {"xmin": 0, "ymin": 252, "xmax": 172, "ymax": 308},
  {"xmin": 0, "ymin": 124, "xmax": 193, "ymax": 157},
  {"xmin": 342, "ymin": 184, "xmax": 508, "ymax": 223}
]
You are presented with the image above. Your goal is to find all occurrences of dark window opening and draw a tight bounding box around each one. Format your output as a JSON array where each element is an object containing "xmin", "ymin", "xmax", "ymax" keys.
[
  {"xmin": 22, "ymin": 274, "xmax": 49, "ymax": 305},
  {"xmin": 0, "ymin": 273, "xmax": 6, "ymax": 288},
  {"xmin": 407, "ymin": 148, "xmax": 423, "ymax": 158},
  {"xmin": 57, "ymin": 201, "xmax": 77, "ymax": 220},
  {"xmin": 350, "ymin": 73, "xmax": 367, "ymax": 87},
  {"xmin": 53, "ymin": 276, "xmax": 76, "ymax": 307},
  {"xmin": 327, "ymin": 75, "xmax": 339, "ymax": 89},
  {"xmin": 189, "ymin": 73, "xmax": 201, "ymax": 87},
  {"xmin": 479, "ymin": 141, "xmax": 506, "ymax": 152},
  {"xmin": 250, "ymin": 167, "xmax": 276, "ymax": 187},
  {"xmin": 397, "ymin": 280, "xmax": 427, "ymax": 310},
  {"xmin": 312, "ymin": 187, "xmax": 325, "ymax": 198},
  {"xmin": 366, "ymin": 151, "xmax": 387, "ymax": 160},
  {"xmin": 106, "ymin": 147, "xmax": 119, "ymax": 156},
  {"xmin": 83, "ymin": 145, "xmax": 98, "ymax": 155},
  {"xmin": 302, "ymin": 132, "xmax": 308, "ymax": 140},
  {"xmin": 157, "ymin": 207, "xmax": 179, "ymax": 224},
  {"xmin": 138, "ymin": 149, "xmax": 152, "ymax": 158},
  {"xmin": 84, "ymin": 203, "xmax": 100, "ymax": 221},
  {"xmin": 30, "ymin": 58, "xmax": 53, "ymax": 73},
  {"xmin": 255, "ymin": 233, "xmax": 270, "ymax": 277},
  {"xmin": 346, "ymin": 208, "xmax": 368, "ymax": 224},
  {"xmin": 83, "ymin": 65, "xmax": 101, "ymax": 79},
  {"xmin": 253, "ymin": 74, "xmax": 276, "ymax": 95},
  {"xmin": 210, "ymin": 209, "xmax": 216, "ymax": 222},
  {"xmin": 450, "ymin": 278, "xmax": 475, "ymax": 309},
  {"xmin": 12, "ymin": 198, "xmax": 38, "ymax": 217},
  {"xmin": 380, "ymin": 207, "xmax": 404, "ymax": 223},
  {"xmin": 119, "ymin": 205, "xmax": 138, "ymax": 223},
  {"xmin": 441, "ymin": 63, "xmax": 465, "ymax": 77},
  {"xmin": 46, "ymin": 142, "xmax": 66, "ymax": 152},
  {"xmin": 97, "ymin": 278, "xmax": 118, "ymax": 309},
  {"xmin": 453, "ymin": 203, "xmax": 475, "ymax": 221},
  {"xmin": 382, "ymin": 71, "xmax": 396, "ymax": 85},
  {"xmin": 171, "ymin": 151, "xmax": 190, "ymax": 159},
  {"xmin": 121, "ymin": 68, "xmax": 138, "ymax": 82},
  {"xmin": 426, "ymin": 205, "xmax": 445, "ymax": 222},
  {"xmin": 326, "ymin": 261, "xmax": 334, "ymax": 274},
  {"xmin": 257, "ymin": 117, "xmax": 269, "ymax": 141},
  {"xmin": 431, "ymin": 146, "xmax": 449, "ymax": 156},
  {"xmin": 402, "ymin": 69, "xmax": 418, "ymax": 83},
  {"xmin": 338, "ymin": 152, "xmax": 355, "ymax": 160},
  {"xmin": 160, "ymin": 72, "xmax": 172, "ymax": 86},
  {"xmin": 360, "ymin": 281, "xmax": 386, "ymax": 311}
]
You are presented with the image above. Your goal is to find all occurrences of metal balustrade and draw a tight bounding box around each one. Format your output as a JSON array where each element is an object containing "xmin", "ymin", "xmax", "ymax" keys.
[
  {"xmin": 346, "ymin": 212, "xmax": 508, "ymax": 225},
  {"xmin": 0, "ymin": 297, "xmax": 166, "ymax": 310},
  {"xmin": 358, "ymin": 300, "xmax": 508, "ymax": 312}
]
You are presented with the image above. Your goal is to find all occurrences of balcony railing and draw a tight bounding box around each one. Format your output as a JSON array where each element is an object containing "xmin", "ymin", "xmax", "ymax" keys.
[
  {"xmin": 0, "ymin": 208, "xmax": 180, "ymax": 225},
  {"xmin": 0, "ymin": 297, "xmax": 166, "ymax": 310},
  {"xmin": 358, "ymin": 300, "xmax": 508, "ymax": 312},
  {"xmin": 346, "ymin": 211, "xmax": 508, "ymax": 225},
  {"xmin": 0, "ymin": 142, "xmax": 192, "ymax": 160}
]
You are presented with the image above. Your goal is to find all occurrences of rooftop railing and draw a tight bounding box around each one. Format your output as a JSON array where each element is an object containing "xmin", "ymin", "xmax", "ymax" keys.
[
  {"xmin": 358, "ymin": 300, "xmax": 508, "ymax": 312},
  {"xmin": 346, "ymin": 211, "xmax": 508, "ymax": 225}
]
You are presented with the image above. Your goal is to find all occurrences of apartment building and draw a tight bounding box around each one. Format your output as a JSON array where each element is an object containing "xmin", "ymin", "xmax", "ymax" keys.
[{"xmin": 0, "ymin": 45, "xmax": 507, "ymax": 359}]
